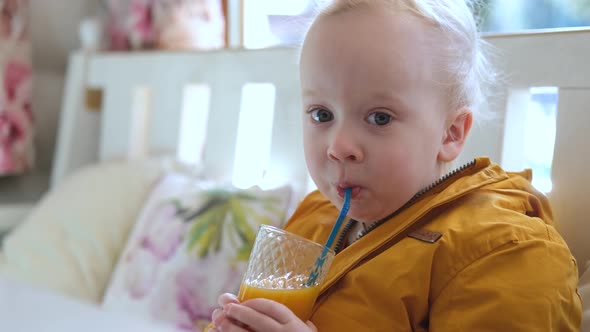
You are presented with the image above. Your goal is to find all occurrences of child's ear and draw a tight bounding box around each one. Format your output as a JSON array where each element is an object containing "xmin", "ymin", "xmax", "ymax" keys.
[{"xmin": 438, "ymin": 108, "xmax": 473, "ymax": 162}]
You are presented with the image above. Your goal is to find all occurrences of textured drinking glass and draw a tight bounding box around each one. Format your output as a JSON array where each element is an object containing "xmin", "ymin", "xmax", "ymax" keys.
[{"xmin": 237, "ymin": 225, "xmax": 335, "ymax": 321}]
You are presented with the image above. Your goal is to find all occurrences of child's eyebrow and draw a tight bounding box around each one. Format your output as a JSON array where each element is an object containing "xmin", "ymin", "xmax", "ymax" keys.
[
  {"xmin": 301, "ymin": 89, "xmax": 319, "ymax": 98},
  {"xmin": 370, "ymin": 91, "xmax": 408, "ymax": 109}
]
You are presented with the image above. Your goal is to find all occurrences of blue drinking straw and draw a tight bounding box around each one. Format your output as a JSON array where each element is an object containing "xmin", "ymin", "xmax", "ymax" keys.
[{"xmin": 307, "ymin": 187, "xmax": 352, "ymax": 286}]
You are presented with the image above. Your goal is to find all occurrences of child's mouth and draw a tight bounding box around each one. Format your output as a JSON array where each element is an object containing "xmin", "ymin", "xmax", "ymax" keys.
[{"xmin": 337, "ymin": 185, "xmax": 361, "ymax": 199}]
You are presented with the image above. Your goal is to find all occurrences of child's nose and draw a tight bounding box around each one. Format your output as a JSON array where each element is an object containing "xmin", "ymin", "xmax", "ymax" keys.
[{"xmin": 327, "ymin": 131, "xmax": 364, "ymax": 162}]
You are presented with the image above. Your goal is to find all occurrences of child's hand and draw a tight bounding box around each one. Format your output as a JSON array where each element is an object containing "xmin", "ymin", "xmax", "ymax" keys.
[
  {"xmin": 211, "ymin": 293, "xmax": 240, "ymax": 329},
  {"xmin": 210, "ymin": 294, "xmax": 317, "ymax": 332}
]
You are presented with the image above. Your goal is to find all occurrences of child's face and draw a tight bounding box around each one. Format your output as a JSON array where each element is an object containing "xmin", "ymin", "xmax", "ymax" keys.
[{"xmin": 300, "ymin": 8, "xmax": 461, "ymax": 222}]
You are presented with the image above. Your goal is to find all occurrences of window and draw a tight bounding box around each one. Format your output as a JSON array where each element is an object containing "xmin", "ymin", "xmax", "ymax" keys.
[
  {"xmin": 241, "ymin": 0, "xmax": 590, "ymax": 49},
  {"xmin": 481, "ymin": 0, "xmax": 590, "ymax": 32},
  {"xmin": 128, "ymin": 86, "xmax": 152, "ymax": 159},
  {"xmin": 502, "ymin": 87, "xmax": 559, "ymax": 193},
  {"xmin": 242, "ymin": 0, "xmax": 316, "ymax": 49},
  {"xmin": 232, "ymin": 83, "xmax": 276, "ymax": 189},
  {"xmin": 523, "ymin": 87, "xmax": 559, "ymax": 193},
  {"xmin": 177, "ymin": 84, "xmax": 211, "ymax": 166}
]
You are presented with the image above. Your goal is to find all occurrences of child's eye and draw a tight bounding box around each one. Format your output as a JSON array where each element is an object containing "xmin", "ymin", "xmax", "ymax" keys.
[
  {"xmin": 310, "ymin": 108, "xmax": 334, "ymax": 123},
  {"xmin": 367, "ymin": 112, "xmax": 392, "ymax": 126}
]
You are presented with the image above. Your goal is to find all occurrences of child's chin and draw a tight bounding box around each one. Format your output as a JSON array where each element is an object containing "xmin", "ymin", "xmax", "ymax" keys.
[
  {"xmin": 341, "ymin": 207, "xmax": 367, "ymax": 223},
  {"xmin": 349, "ymin": 207, "xmax": 389, "ymax": 224}
]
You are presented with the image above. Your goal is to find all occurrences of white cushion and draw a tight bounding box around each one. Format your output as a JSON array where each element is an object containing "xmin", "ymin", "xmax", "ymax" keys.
[{"xmin": 0, "ymin": 159, "xmax": 173, "ymax": 303}]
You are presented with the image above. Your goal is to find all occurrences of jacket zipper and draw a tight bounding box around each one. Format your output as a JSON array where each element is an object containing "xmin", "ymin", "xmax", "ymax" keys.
[{"xmin": 334, "ymin": 159, "xmax": 477, "ymax": 253}]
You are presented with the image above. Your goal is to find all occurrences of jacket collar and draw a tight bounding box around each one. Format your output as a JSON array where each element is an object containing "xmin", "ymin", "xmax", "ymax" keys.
[{"xmin": 319, "ymin": 157, "xmax": 509, "ymax": 294}]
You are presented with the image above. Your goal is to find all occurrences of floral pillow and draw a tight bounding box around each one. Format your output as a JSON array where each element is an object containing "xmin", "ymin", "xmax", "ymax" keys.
[{"xmin": 101, "ymin": 173, "xmax": 294, "ymax": 331}]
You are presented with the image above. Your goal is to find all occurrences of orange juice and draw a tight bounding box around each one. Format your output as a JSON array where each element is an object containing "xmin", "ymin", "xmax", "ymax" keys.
[{"xmin": 237, "ymin": 283, "xmax": 320, "ymax": 321}]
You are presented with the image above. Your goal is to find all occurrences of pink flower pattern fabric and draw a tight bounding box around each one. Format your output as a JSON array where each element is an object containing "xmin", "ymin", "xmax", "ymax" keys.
[
  {"xmin": 102, "ymin": 174, "xmax": 293, "ymax": 331},
  {"xmin": 102, "ymin": 0, "xmax": 225, "ymax": 51},
  {"xmin": 139, "ymin": 202, "xmax": 187, "ymax": 261},
  {"xmin": 0, "ymin": 0, "xmax": 33, "ymax": 176},
  {"xmin": 104, "ymin": 0, "xmax": 156, "ymax": 50}
]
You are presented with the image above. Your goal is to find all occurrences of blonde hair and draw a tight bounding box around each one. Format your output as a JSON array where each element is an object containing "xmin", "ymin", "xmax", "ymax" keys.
[{"xmin": 309, "ymin": 0, "xmax": 497, "ymax": 124}]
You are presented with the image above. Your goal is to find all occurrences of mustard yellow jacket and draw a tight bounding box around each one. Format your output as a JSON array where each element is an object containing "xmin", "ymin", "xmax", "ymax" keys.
[{"xmin": 284, "ymin": 158, "xmax": 582, "ymax": 331}]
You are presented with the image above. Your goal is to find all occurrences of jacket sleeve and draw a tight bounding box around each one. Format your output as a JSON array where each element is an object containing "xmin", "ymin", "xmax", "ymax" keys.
[{"xmin": 429, "ymin": 238, "xmax": 582, "ymax": 331}]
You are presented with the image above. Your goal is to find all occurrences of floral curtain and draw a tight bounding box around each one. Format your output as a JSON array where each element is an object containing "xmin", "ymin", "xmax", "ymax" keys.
[{"xmin": 0, "ymin": 0, "xmax": 33, "ymax": 176}]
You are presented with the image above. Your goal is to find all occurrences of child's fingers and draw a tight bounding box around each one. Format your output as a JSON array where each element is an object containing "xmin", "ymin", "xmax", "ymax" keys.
[
  {"xmin": 210, "ymin": 319, "xmax": 251, "ymax": 332},
  {"xmin": 240, "ymin": 298, "xmax": 296, "ymax": 325},
  {"xmin": 211, "ymin": 307, "xmax": 224, "ymax": 326},
  {"xmin": 212, "ymin": 294, "xmax": 240, "ymax": 329},
  {"xmin": 212, "ymin": 313, "xmax": 252, "ymax": 332},
  {"xmin": 217, "ymin": 292, "xmax": 239, "ymax": 306},
  {"xmin": 223, "ymin": 302, "xmax": 284, "ymax": 331}
]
